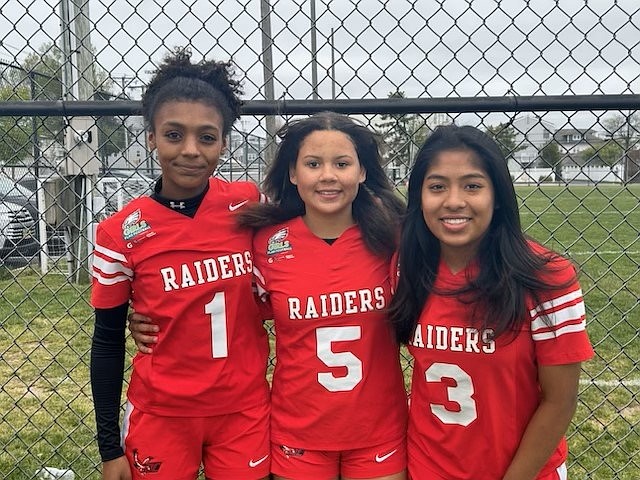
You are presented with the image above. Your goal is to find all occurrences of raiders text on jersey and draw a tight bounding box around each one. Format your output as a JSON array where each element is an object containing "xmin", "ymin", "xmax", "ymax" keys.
[
  {"xmin": 411, "ymin": 324, "xmax": 496, "ymax": 354},
  {"xmin": 288, "ymin": 286, "xmax": 386, "ymax": 320},
  {"xmin": 160, "ymin": 251, "xmax": 253, "ymax": 291}
]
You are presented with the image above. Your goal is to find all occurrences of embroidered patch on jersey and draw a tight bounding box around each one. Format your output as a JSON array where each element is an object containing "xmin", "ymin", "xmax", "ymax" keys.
[
  {"xmin": 280, "ymin": 445, "xmax": 305, "ymax": 458},
  {"xmin": 122, "ymin": 209, "xmax": 151, "ymax": 241},
  {"xmin": 132, "ymin": 448, "xmax": 162, "ymax": 474},
  {"xmin": 266, "ymin": 227, "xmax": 292, "ymax": 256}
]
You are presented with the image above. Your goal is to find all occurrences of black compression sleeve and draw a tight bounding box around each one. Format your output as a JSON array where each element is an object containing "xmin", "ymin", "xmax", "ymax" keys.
[{"xmin": 90, "ymin": 303, "xmax": 128, "ymax": 462}]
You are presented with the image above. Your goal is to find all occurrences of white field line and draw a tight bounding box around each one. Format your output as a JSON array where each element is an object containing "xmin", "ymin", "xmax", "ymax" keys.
[
  {"xmin": 569, "ymin": 250, "xmax": 640, "ymax": 256},
  {"xmin": 580, "ymin": 378, "xmax": 640, "ymax": 389}
]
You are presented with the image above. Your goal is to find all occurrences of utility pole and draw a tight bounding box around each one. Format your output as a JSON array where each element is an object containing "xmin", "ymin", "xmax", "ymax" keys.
[
  {"xmin": 60, "ymin": 0, "xmax": 98, "ymax": 283},
  {"xmin": 310, "ymin": 0, "xmax": 318, "ymax": 99},
  {"xmin": 260, "ymin": 0, "xmax": 277, "ymax": 166}
]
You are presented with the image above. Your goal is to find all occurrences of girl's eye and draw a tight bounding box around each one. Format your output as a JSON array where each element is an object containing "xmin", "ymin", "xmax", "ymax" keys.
[
  {"xmin": 427, "ymin": 183, "xmax": 445, "ymax": 192},
  {"xmin": 336, "ymin": 161, "xmax": 349, "ymax": 168},
  {"xmin": 466, "ymin": 183, "xmax": 482, "ymax": 190},
  {"xmin": 306, "ymin": 161, "xmax": 319, "ymax": 168},
  {"xmin": 165, "ymin": 131, "xmax": 182, "ymax": 140},
  {"xmin": 201, "ymin": 134, "xmax": 217, "ymax": 143}
]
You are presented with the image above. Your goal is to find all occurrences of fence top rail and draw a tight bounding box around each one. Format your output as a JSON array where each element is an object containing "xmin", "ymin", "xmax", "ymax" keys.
[{"xmin": 1, "ymin": 94, "xmax": 639, "ymax": 117}]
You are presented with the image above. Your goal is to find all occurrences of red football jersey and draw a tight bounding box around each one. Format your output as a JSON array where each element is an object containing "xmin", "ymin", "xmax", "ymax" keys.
[
  {"xmin": 91, "ymin": 178, "xmax": 269, "ymax": 416},
  {"xmin": 253, "ymin": 217, "xmax": 408, "ymax": 450},
  {"xmin": 406, "ymin": 245, "xmax": 594, "ymax": 479}
]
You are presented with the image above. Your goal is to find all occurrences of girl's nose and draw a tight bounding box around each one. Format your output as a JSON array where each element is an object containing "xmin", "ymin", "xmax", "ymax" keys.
[
  {"xmin": 443, "ymin": 187, "xmax": 466, "ymax": 209},
  {"xmin": 181, "ymin": 136, "xmax": 199, "ymax": 156}
]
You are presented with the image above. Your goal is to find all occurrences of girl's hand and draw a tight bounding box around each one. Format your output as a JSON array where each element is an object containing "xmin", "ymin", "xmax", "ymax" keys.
[
  {"xmin": 128, "ymin": 312, "xmax": 159, "ymax": 354},
  {"xmin": 102, "ymin": 455, "xmax": 132, "ymax": 480}
]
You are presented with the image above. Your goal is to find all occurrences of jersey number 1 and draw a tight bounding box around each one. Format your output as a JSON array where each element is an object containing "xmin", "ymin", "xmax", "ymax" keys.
[{"xmin": 205, "ymin": 292, "xmax": 228, "ymax": 358}]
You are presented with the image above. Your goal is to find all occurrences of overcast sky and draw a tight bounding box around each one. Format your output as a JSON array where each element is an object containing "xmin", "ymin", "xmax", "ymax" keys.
[{"xmin": 1, "ymin": 0, "xmax": 638, "ymax": 129}]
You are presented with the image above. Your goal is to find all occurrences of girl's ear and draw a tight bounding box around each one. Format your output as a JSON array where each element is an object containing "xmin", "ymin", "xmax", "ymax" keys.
[
  {"xmin": 147, "ymin": 131, "xmax": 156, "ymax": 151},
  {"xmin": 359, "ymin": 166, "xmax": 366, "ymax": 184},
  {"xmin": 289, "ymin": 166, "xmax": 297, "ymax": 185}
]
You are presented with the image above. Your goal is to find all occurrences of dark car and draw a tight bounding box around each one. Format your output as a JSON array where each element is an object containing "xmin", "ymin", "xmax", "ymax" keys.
[
  {"xmin": 0, "ymin": 174, "xmax": 66, "ymax": 256},
  {"xmin": 0, "ymin": 200, "xmax": 38, "ymax": 264}
]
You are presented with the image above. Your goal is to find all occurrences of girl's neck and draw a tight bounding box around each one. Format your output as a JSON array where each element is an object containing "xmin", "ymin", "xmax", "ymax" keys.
[
  {"xmin": 301, "ymin": 211, "xmax": 355, "ymax": 239},
  {"xmin": 441, "ymin": 248, "xmax": 476, "ymax": 275}
]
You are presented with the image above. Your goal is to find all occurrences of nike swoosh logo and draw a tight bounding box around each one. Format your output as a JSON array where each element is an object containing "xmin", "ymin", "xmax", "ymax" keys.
[
  {"xmin": 375, "ymin": 449, "xmax": 398, "ymax": 463},
  {"xmin": 229, "ymin": 200, "xmax": 249, "ymax": 211},
  {"xmin": 248, "ymin": 454, "xmax": 269, "ymax": 467}
]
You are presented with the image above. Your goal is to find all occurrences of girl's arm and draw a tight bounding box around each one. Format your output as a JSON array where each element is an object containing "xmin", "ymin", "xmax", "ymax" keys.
[
  {"xmin": 502, "ymin": 362, "xmax": 583, "ymax": 480},
  {"xmin": 90, "ymin": 303, "xmax": 129, "ymax": 464}
]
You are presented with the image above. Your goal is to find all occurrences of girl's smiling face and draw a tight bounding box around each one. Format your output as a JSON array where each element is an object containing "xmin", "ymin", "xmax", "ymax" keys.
[
  {"xmin": 421, "ymin": 148, "xmax": 495, "ymax": 272},
  {"xmin": 148, "ymin": 100, "xmax": 226, "ymax": 199}
]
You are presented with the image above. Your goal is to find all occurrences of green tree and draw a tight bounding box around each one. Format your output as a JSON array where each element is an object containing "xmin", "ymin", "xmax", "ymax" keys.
[
  {"xmin": 377, "ymin": 90, "xmax": 417, "ymax": 182},
  {"xmin": 539, "ymin": 141, "xmax": 562, "ymax": 181},
  {"xmin": 3, "ymin": 43, "xmax": 125, "ymax": 166},
  {"xmin": 0, "ymin": 84, "xmax": 32, "ymax": 164},
  {"xmin": 579, "ymin": 141, "xmax": 624, "ymax": 166},
  {"xmin": 484, "ymin": 122, "xmax": 523, "ymax": 159}
]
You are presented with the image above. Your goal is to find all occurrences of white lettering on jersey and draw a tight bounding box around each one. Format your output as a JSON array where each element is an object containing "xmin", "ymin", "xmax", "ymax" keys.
[
  {"xmin": 411, "ymin": 324, "xmax": 496, "ymax": 354},
  {"xmin": 160, "ymin": 250, "xmax": 253, "ymax": 291},
  {"xmin": 287, "ymin": 286, "xmax": 387, "ymax": 320}
]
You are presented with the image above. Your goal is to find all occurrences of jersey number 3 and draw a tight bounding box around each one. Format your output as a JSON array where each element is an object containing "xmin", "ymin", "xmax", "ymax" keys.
[
  {"xmin": 425, "ymin": 362, "xmax": 478, "ymax": 426},
  {"xmin": 316, "ymin": 326, "xmax": 363, "ymax": 392}
]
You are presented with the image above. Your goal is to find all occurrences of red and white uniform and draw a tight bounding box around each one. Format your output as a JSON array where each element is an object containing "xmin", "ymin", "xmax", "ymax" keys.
[
  {"xmin": 253, "ymin": 217, "xmax": 408, "ymax": 450},
  {"xmin": 91, "ymin": 178, "xmax": 269, "ymax": 416},
  {"xmin": 406, "ymin": 244, "xmax": 594, "ymax": 480}
]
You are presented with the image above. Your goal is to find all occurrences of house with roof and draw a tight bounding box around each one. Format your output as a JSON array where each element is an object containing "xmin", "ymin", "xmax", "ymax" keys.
[{"xmin": 554, "ymin": 128, "xmax": 602, "ymax": 155}]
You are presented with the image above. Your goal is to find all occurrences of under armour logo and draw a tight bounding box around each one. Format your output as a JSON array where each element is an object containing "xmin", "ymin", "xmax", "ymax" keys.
[{"xmin": 169, "ymin": 201, "xmax": 186, "ymax": 209}]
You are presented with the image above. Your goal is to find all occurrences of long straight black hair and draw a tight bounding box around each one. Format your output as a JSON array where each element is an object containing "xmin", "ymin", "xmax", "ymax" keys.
[
  {"xmin": 389, "ymin": 124, "xmax": 573, "ymax": 343},
  {"xmin": 236, "ymin": 111, "xmax": 405, "ymax": 258}
]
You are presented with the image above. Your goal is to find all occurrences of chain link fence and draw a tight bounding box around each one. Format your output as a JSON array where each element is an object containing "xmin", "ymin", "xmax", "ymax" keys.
[{"xmin": 0, "ymin": 1, "xmax": 638, "ymax": 478}]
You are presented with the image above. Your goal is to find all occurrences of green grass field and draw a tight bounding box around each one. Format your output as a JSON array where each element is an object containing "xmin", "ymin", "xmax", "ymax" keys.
[{"xmin": 0, "ymin": 184, "xmax": 638, "ymax": 479}]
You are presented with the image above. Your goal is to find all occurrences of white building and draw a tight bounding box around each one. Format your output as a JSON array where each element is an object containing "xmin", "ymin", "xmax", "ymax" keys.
[{"xmin": 512, "ymin": 115, "xmax": 556, "ymax": 167}]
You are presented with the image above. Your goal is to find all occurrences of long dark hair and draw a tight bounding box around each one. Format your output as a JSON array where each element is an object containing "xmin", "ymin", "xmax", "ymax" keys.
[
  {"xmin": 389, "ymin": 124, "xmax": 573, "ymax": 343},
  {"xmin": 237, "ymin": 111, "xmax": 405, "ymax": 258},
  {"xmin": 141, "ymin": 47, "xmax": 242, "ymax": 136}
]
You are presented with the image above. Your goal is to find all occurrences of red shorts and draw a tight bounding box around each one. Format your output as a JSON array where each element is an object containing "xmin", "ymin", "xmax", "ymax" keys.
[
  {"xmin": 538, "ymin": 462, "xmax": 567, "ymax": 480},
  {"xmin": 121, "ymin": 401, "xmax": 270, "ymax": 480},
  {"xmin": 407, "ymin": 462, "xmax": 567, "ymax": 480},
  {"xmin": 271, "ymin": 436, "xmax": 406, "ymax": 479}
]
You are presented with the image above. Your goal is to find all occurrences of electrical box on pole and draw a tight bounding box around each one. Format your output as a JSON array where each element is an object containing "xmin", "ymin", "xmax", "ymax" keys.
[{"xmin": 63, "ymin": 116, "xmax": 99, "ymax": 176}]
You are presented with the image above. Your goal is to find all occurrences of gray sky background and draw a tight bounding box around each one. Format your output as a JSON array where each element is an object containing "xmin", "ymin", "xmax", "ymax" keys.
[{"xmin": 1, "ymin": 0, "xmax": 638, "ymax": 129}]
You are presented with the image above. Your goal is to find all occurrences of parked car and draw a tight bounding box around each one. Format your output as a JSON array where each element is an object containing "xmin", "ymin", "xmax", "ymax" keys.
[
  {"xmin": 0, "ymin": 173, "xmax": 66, "ymax": 256},
  {"xmin": 0, "ymin": 200, "xmax": 38, "ymax": 265}
]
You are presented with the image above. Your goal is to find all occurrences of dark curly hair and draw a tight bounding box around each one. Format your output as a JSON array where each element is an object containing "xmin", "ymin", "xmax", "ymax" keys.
[{"xmin": 141, "ymin": 47, "xmax": 243, "ymax": 136}]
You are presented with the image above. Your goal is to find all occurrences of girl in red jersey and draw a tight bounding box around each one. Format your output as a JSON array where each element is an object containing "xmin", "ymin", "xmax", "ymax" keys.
[
  {"xmin": 389, "ymin": 125, "xmax": 594, "ymax": 480},
  {"xmin": 131, "ymin": 111, "xmax": 409, "ymax": 480},
  {"xmin": 90, "ymin": 49, "xmax": 270, "ymax": 480}
]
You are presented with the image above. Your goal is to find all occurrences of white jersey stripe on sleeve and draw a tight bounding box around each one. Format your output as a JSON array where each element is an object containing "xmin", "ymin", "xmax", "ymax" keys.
[
  {"xmin": 92, "ymin": 270, "xmax": 131, "ymax": 286},
  {"xmin": 532, "ymin": 320, "xmax": 587, "ymax": 341},
  {"xmin": 94, "ymin": 243, "xmax": 128, "ymax": 263},
  {"xmin": 92, "ymin": 254, "xmax": 133, "ymax": 277},
  {"xmin": 531, "ymin": 299, "xmax": 586, "ymax": 331},
  {"xmin": 529, "ymin": 289, "xmax": 583, "ymax": 318}
]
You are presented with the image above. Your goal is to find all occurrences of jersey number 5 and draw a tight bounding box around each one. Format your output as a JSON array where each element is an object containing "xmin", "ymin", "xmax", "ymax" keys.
[
  {"xmin": 205, "ymin": 292, "xmax": 228, "ymax": 358},
  {"xmin": 425, "ymin": 362, "xmax": 477, "ymax": 426},
  {"xmin": 316, "ymin": 326, "xmax": 363, "ymax": 392}
]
